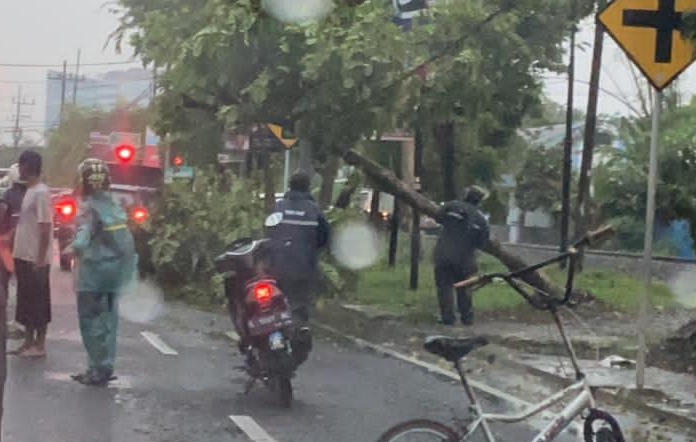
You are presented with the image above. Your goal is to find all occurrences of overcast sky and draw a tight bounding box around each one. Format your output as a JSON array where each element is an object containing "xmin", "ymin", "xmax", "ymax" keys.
[{"xmin": 1, "ymin": 1, "xmax": 695, "ymax": 145}]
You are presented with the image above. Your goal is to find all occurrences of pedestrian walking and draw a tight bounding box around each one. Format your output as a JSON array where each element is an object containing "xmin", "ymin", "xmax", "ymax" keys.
[
  {"xmin": 433, "ymin": 186, "xmax": 490, "ymax": 326},
  {"xmin": 70, "ymin": 159, "xmax": 137, "ymax": 386},
  {"xmin": 10, "ymin": 151, "xmax": 53, "ymax": 358}
]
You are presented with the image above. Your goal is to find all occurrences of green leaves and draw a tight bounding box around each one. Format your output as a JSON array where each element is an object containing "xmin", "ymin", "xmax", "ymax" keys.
[
  {"xmin": 144, "ymin": 170, "xmax": 265, "ymax": 299},
  {"xmin": 594, "ymin": 99, "xmax": 696, "ymax": 251}
]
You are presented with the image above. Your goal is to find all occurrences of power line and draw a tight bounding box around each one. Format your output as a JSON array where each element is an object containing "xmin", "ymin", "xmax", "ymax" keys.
[{"xmin": 0, "ymin": 61, "xmax": 141, "ymax": 68}]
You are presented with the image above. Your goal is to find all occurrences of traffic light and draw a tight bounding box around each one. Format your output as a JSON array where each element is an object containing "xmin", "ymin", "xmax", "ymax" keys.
[
  {"xmin": 115, "ymin": 144, "xmax": 135, "ymax": 163},
  {"xmin": 172, "ymin": 155, "xmax": 184, "ymax": 167}
]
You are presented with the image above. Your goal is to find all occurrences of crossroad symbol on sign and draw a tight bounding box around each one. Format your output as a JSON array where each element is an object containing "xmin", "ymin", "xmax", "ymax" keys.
[
  {"xmin": 623, "ymin": 0, "xmax": 682, "ymax": 63},
  {"xmin": 599, "ymin": 0, "xmax": 696, "ymax": 90}
]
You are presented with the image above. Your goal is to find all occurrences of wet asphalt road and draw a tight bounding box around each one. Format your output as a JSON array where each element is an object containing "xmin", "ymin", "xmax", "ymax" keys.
[{"xmin": 3, "ymin": 268, "xmax": 578, "ymax": 442}]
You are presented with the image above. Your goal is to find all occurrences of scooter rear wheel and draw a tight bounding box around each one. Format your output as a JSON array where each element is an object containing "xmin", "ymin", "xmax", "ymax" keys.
[{"xmin": 275, "ymin": 375, "xmax": 293, "ymax": 408}]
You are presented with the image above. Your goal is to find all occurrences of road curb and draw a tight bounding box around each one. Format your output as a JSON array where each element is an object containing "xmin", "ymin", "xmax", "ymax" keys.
[
  {"xmin": 499, "ymin": 357, "xmax": 696, "ymax": 433},
  {"xmin": 325, "ymin": 302, "xmax": 696, "ymax": 432},
  {"xmin": 314, "ymin": 322, "xmax": 584, "ymax": 438}
]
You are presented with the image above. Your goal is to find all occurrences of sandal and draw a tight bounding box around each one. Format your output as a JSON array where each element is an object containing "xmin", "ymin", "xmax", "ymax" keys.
[{"xmin": 71, "ymin": 370, "xmax": 117, "ymax": 387}]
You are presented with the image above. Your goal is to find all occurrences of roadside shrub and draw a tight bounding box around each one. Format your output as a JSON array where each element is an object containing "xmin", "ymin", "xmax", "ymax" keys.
[{"xmin": 144, "ymin": 170, "xmax": 265, "ymax": 303}]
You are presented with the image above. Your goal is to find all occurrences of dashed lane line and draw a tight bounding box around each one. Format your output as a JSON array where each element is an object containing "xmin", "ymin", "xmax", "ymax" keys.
[
  {"xmin": 230, "ymin": 415, "xmax": 279, "ymax": 442},
  {"xmin": 140, "ymin": 331, "xmax": 179, "ymax": 356}
]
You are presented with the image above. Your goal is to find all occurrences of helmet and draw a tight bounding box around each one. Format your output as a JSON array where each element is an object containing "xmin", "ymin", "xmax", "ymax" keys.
[
  {"xmin": 463, "ymin": 185, "xmax": 488, "ymax": 205},
  {"xmin": 78, "ymin": 158, "xmax": 110, "ymax": 195}
]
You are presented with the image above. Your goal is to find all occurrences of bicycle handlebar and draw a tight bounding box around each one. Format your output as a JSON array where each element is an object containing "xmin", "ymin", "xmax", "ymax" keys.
[
  {"xmin": 454, "ymin": 274, "xmax": 492, "ymax": 289},
  {"xmin": 454, "ymin": 225, "xmax": 614, "ymax": 310}
]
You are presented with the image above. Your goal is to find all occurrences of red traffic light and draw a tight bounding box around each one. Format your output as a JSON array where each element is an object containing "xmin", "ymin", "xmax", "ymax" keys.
[
  {"xmin": 115, "ymin": 144, "xmax": 135, "ymax": 163},
  {"xmin": 173, "ymin": 155, "xmax": 183, "ymax": 167},
  {"xmin": 132, "ymin": 206, "xmax": 148, "ymax": 223}
]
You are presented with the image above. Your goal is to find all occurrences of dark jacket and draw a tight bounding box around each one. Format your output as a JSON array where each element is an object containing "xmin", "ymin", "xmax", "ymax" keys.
[
  {"xmin": 266, "ymin": 191, "xmax": 330, "ymax": 281},
  {"xmin": 0, "ymin": 184, "xmax": 27, "ymax": 235},
  {"xmin": 434, "ymin": 200, "xmax": 490, "ymax": 270}
]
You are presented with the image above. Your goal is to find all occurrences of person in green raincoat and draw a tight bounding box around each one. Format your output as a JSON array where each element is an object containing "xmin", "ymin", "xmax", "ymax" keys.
[{"xmin": 70, "ymin": 158, "xmax": 138, "ymax": 386}]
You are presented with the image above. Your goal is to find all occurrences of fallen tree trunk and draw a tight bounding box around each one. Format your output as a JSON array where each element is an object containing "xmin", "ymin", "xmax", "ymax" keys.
[{"xmin": 343, "ymin": 148, "xmax": 562, "ymax": 296}]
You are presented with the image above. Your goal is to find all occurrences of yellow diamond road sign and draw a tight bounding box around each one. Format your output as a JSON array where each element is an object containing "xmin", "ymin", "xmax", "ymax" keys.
[
  {"xmin": 267, "ymin": 123, "xmax": 297, "ymax": 150},
  {"xmin": 599, "ymin": 0, "xmax": 696, "ymax": 90}
]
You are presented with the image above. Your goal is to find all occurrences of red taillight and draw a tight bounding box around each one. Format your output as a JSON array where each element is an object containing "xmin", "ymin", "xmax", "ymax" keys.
[
  {"xmin": 253, "ymin": 283, "xmax": 273, "ymax": 303},
  {"xmin": 116, "ymin": 144, "xmax": 135, "ymax": 163},
  {"xmin": 55, "ymin": 198, "xmax": 77, "ymax": 221},
  {"xmin": 61, "ymin": 203, "xmax": 74, "ymax": 217},
  {"xmin": 132, "ymin": 207, "xmax": 148, "ymax": 223}
]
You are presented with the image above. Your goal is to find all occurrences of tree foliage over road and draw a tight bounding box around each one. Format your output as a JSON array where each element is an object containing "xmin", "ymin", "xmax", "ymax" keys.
[{"xmin": 110, "ymin": 0, "xmax": 581, "ymax": 203}]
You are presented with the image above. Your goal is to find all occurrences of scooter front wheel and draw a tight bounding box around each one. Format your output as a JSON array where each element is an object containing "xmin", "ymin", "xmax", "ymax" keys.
[{"xmin": 275, "ymin": 375, "xmax": 293, "ymax": 408}]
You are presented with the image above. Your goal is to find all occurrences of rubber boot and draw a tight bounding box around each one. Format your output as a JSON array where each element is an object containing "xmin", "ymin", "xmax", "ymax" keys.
[{"xmin": 457, "ymin": 287, "xmax": 474, "ymax": 326}]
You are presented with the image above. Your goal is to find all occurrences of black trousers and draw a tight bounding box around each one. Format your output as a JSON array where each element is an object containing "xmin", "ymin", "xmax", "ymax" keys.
[
  {"xmin": 14, "ymin": 260, "xmax": 51, "ymax": 329},
  {"xmin": 278, "ymin": 278, "xmax": 314, "ymax": 365},
  {"xmin": 434, "ymin": 260, "xmax": 474, "ymax": 323}
]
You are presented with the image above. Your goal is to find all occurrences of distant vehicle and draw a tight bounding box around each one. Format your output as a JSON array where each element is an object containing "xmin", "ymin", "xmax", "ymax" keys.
[
  {"xmin": 52, "ymin": 189, "xmax": 78, "ymax": 271},
  {"xmin": 51, "ymin": 171, "xmax": 162, "ymax": 272},
  {"xmin": 110, "ymin": 183, "xmax": 160, "ymax": 227}
]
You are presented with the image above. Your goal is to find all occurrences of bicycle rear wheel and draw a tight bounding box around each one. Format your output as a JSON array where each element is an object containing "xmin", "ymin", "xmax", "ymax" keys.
[{"xmin": 376, "ymin": 419, "xmax": 460, "ymax": 442}]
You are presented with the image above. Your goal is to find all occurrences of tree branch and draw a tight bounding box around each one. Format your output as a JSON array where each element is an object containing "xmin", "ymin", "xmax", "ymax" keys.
[{"xmin": 343, "ymin": 148, "xmax": 564, "ymax": 296}]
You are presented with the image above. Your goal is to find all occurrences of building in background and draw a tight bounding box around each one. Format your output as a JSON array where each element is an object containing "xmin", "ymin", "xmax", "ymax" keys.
[{"xmin": 45, "ymin": 68, "xmax": 152, "ymax": 130}]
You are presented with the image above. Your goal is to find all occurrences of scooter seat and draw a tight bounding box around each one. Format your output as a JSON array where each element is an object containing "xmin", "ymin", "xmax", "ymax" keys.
[{"xmin": 424, "ymin": 335, "xmax": 489, "ymax": 362}]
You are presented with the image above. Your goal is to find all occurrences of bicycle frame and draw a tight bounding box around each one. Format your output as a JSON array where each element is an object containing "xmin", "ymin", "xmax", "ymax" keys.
[
  {"xmin": 456, "ymin": 361, "xmax": 594, "ymax": 442},
  {"xmin": 453, "ymin": 306, "xmax": 595, "ymax": 442}
]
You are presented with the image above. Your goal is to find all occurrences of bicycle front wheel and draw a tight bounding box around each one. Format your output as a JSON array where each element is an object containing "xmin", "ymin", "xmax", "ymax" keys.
[{"xmin": 376, "ymin": 419, "xmax": 460, "ymax": 442}]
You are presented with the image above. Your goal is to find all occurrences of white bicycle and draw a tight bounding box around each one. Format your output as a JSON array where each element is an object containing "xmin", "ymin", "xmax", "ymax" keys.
[{"xmin": 376, "ymin": 226, "xmax": 626, "ymax": 442}]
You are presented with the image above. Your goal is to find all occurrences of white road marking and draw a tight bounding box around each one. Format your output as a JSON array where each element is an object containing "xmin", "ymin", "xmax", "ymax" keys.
[
  {"xmin": 230, "ymin": 415, "xmax": 278, "ymax": 442},
  {"xmin": 140, "ymin": 331, "xmax": 179, "ymax": 355},
  {"xmin": 315, "ymin": 322, "xmax": 583, "ymax": 439}
]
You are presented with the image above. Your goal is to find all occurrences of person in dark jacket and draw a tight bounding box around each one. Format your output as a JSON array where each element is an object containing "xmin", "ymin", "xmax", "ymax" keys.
[
  {"xmin": 0, "ymin": 163, "xmax": 26, "ymax": 431},
  {"xmin": 265, "ymin": 170, "xmax": 329, "ymax": 363},
  {"xmin": 0, "ymin": 164, "xmax": 27, "ymax": 301},
  {"xmin": 433, "ymin": 186, "xmax": 490, "ymax": 326}
]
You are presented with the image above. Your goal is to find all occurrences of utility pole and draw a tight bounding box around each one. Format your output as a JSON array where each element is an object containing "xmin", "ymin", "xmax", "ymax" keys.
[
  {"xmin": 60, "ymin": 60, "xmax": 68, "ymax": 123},
  {"xmin": 152, "ymin": 63, "xmax": 158, "ymax": 101},
  {"xmin": 410, "ymin": 127, "xmax": 424, "ymax": 290},
  {"xmin": 13, "ymin": 87, "xmax": 22, "ymax": 148},
  {"xmin": 575, "ymin": 5, "xmax": 606, "ymax": 270},
  {"xmin": 637, "ymin": 89, "xmax": 661, "ymax": 389},
  {"xmin": 560, "ymin": 26, "xmax": 576, "ymax": 266},
  {"xmin": 72, "ymin": 49, "xmax": 81, "ymax": 105},
  {"xmin": 11, "ymin": 87, "xmax": 35, "ymax": 148}
]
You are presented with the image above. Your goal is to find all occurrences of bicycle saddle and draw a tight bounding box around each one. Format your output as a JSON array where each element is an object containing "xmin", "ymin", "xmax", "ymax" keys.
[{"xmin": 424, "ymin": 336, "xmax": 489, "ymax": 362}]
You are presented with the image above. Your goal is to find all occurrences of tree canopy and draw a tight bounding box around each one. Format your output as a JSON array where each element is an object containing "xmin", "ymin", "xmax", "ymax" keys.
[{"xmin": 111, "ymin": 0, "xmax": 580, "ymax": 184}]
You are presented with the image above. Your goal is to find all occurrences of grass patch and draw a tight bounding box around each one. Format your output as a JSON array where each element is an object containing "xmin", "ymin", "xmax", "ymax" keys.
[
  {"xmin": 545, "ymin": 267, "xmax": 675, "ymax": 312},
  {"xmin": 350, "ymin": 245, "xmax": 676, "ymax": 320},
  {"xmin": 353, "ymin": 261, "xmax": 522, "ymax": 322}
]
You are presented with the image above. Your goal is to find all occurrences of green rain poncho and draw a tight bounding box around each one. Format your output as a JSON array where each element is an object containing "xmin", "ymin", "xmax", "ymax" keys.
[{"xmin": 72, "ymin": 192, "xmax": 138, "ymax": 376}]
